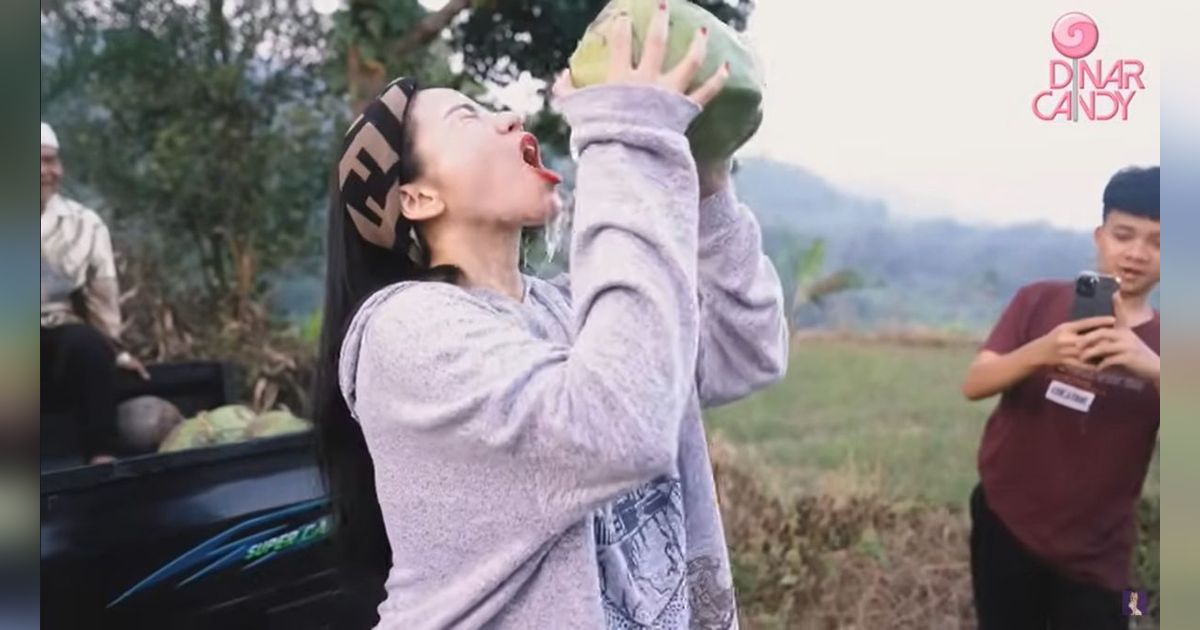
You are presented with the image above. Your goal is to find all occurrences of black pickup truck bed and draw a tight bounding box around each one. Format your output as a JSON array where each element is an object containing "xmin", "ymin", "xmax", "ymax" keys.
[
  {"xmin": 40, "ymin": 361, "xmax": 374, "ymax": 629},
  {"xmin": 40, "ymin": 432, "xmax": 375, "ymax": 629}
]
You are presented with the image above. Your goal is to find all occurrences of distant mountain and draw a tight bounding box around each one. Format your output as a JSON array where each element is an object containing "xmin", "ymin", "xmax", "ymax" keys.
[
  {"xmin": 734, "ymin": 159, "xmax": 890, "ymax": 233},
  {"xmin": 733, "ymin": 158, "xmax": 1100, "ymax": 332}
]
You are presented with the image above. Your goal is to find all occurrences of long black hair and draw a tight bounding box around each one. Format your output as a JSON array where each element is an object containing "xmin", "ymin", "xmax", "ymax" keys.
[{"xmin": 311, "ymin": 83, "xmax": 458, "ymax": 616}]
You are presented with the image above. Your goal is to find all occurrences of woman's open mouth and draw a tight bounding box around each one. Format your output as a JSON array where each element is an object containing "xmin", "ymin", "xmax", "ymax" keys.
[{"xmin": 520, "ymin": 133, "xmax": 562, "ymax": 185}]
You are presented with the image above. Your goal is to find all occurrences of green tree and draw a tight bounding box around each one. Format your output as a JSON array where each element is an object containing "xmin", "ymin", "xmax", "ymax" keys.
[
  {"xmin": 42, "ymin": 0, "xmax": 337, "ymax": 322},
  {"xmin": 454, "ymin": 0, "xmax": 752, "ymax": 83},
  {"xmin": 328, "ymin": 0, "xmax": 480, "ymax": 113}
]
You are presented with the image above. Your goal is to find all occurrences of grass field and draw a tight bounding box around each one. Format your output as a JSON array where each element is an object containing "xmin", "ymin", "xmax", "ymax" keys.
[
  {"xmin": 707, "ymin": 335, "xmax": 1160, "ymax": 507},
  {"xmin": 707, "ymin": 336, "xmax": 992, "ymax": 508}
]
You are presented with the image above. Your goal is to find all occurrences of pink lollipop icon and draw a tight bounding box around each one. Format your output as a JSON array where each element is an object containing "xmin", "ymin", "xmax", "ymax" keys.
[{"xmin": 1052, "ymin": 12, "xmax": 1099, "ymax": 121}]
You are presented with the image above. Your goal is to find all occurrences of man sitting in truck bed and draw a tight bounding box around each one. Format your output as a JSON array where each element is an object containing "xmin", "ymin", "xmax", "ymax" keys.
[{"xmin": 41, "ymin": 122, "xmax": 149, "ymax": 465}]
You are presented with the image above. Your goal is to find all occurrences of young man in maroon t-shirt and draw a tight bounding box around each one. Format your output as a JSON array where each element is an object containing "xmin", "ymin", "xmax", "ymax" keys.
[{"xmin": 961, "ymin": 166, "xmax": 1160, "ymax": 630}]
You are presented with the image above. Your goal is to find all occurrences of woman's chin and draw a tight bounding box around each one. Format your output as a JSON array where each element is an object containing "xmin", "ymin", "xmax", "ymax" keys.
[
  {"xmin": 501, "ymin": 184, "xmax": 562, "ymax": 227},
  {"xmin": 522, "ymin": 213, "xmax": 554, "ymax": 228},
  {"xmin": 525, "ymin": 190, "xmax": 562, "ymax": 225}
]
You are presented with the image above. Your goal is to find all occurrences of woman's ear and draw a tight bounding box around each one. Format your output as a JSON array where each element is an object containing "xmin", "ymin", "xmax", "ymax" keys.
[{"xmin": 399, "ymin": 183, "xmax": 445, "ymax": 223}]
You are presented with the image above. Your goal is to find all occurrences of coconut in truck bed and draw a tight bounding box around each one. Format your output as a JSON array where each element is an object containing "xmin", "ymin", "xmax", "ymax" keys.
[{"xmin": 39, "ymin": 362, "xmax": 366, "ymax": 629}]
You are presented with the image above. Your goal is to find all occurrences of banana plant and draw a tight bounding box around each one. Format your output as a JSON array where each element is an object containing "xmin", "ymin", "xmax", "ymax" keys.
[{"xmin": 789, "ymin": 238, "xmax": 864, "ymax": 329}]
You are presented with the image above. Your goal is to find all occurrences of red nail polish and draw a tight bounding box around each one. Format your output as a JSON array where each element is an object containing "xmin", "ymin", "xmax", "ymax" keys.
[
  {"xmin": 723, "ymin": 61, "xmax": 730, "ymax": 71},
  {"xmin": 659, "ymin": 1, "xmax": 667, "ymax": 10},
  {"xmin": 700, "ymin": 26, "xmax": 708, "ymax": 35}
]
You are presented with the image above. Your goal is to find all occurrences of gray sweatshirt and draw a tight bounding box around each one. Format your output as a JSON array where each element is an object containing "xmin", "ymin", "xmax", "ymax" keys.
[{"xmin": 338, "ymin": 84, "xmax": 789, "ymax": 630}]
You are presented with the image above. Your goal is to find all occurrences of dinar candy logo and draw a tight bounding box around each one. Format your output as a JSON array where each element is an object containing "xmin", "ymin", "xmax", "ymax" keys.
[{"xmin": 1032, "ymin": 12, "xmax": 1145, "ymax": 122}]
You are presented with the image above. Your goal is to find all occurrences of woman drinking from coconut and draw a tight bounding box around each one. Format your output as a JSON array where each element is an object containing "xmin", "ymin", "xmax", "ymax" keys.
[{"xmin": 313, "ymin": 3, "xmax": 787, "ymax": 628}]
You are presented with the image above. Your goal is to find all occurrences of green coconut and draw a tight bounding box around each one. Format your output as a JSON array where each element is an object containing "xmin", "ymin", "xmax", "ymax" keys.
[
  {"xmin": 206, "ymin": 405, "xmax": 257, "ymax": 443},
  {"xmin": 568, "ymin": 0, "xmax": 764, "ymax": 162},
  {"xmin": 246, "ymin": 410, "xmax": 312, "ymax": 440},
  {"xmin": 157, "ymin": 416, "xmax": 210, "ymax": 453},
  {"xmin": 158, "ymin": 404, "xmax": 256, "ymax": 453}
]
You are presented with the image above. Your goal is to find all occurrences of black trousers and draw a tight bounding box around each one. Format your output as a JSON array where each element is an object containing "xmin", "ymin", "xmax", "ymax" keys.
[
  {"xmin": 41, "ymin": 324, "xmax": 119, "ymax": 460},
  {"xmin": 970, "ymin": 483, "xmax": 1128, "ymax": 630}
]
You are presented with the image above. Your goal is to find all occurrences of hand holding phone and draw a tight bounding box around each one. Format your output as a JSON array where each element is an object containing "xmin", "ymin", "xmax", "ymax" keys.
[
  {"xmin": 1034, "ymin": 316, "xmax": 1116, "ymax": 372},
  {"xmin": 1077, "ymin": 291, "xmax": 1161, "ymax": 384},
  {"xmin": 1067, "ymin": 271, "xmax": 1121, "ymax": 366},
  {"xmin": 1069, "ymin": 271, "xmax": 1120, "ymax": 321}
]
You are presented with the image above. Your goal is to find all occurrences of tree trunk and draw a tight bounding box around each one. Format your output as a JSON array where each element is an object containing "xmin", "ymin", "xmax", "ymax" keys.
[
  {"xmin": 348, "ymin": 44, "xmax": 388, "ymax": 116},
  {"xmin": 388, "ymin": 0, "xmax": 472, "ymax": 59},
  {"xmin": 208, "ymin": 0, "xmax": 230, "ymax": 64},
  {"xmin": 347, "ymin": 0, "xmax": 473, "ymax": 114},
  {"xmin": 228, "ymin": 235, "xmax": 257, "ymax": 324}
]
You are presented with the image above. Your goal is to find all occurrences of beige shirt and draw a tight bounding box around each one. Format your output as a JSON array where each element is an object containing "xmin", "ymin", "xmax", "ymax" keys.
[{"xmin": 40, "ymin": 194, "xmax": 124, "ymax": 344}]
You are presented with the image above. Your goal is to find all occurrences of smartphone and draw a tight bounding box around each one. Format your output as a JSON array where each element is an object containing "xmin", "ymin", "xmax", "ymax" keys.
[{"xmin": 1069, "ymin": 270, "xmax": 1120, "ymax": 322}]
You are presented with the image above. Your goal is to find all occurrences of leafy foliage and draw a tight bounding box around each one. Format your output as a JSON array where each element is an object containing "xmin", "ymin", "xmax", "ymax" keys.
[
  {"xmin": 453, "ymin": 0, "xmax": 753, "ymax": 86},
  {"xmin": 786, "ymin": 237, "xmax": 865, "ymax": 330},
  {"xmin": 324, "ymin": 0, "xmax": 482, "ymax": 105},
  {"xmin": 42, "ymin": 0, "xmax": 338, "ymax": 315}
]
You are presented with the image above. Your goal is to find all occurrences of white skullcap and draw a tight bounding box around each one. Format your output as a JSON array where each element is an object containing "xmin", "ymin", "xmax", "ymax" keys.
[{"xmin": 41, "ymin": 122, "xmax": 60, "ymax": 149}]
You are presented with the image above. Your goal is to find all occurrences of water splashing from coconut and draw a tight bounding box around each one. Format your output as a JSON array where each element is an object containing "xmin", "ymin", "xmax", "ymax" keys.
[{"xmin": 542, "ymin": 188, "xmax": 573, "ymax": 264}]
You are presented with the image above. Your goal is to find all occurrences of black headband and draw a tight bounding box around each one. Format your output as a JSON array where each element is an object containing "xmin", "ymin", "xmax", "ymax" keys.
[{"xmin": 337, "ymin": 77, "xmax": 419, "ymax": 254}]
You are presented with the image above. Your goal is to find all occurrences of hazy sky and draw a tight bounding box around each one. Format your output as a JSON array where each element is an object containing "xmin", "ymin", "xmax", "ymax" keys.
[
  {"xmin": 429, "ymin": 0, "xmax": 1160, "ymax": 230},
  {"xmin": 739, "ymin": 0, "xmax": 1159, "ymax": 230}
]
